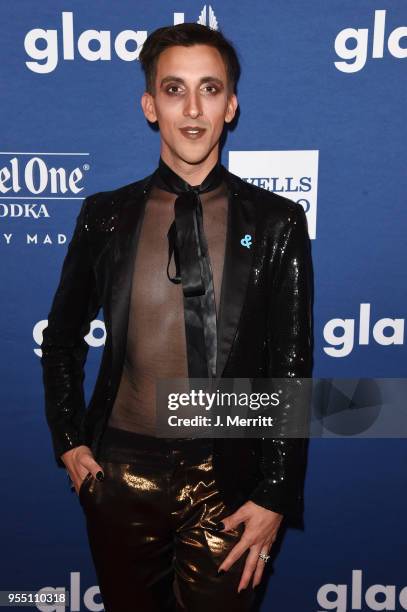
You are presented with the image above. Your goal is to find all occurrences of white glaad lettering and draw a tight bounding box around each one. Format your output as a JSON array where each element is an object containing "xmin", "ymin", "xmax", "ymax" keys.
[
  {"xmin": 323, "ymin": 303, "xmax": 404, "ymax": 357},
  {"xmin": 317, "ymin": 569, "xmax": 407, "ymax": 611},
  {"xmin": 24, "ymin": 11, "xmax": 148, "ymax": 74},
  {"xmin": 334, "ymin": 10, "xmax": 407, "ymax": 73},
  {"xmin": 34, "ymin": 320, "xmax": 106, "ymax": 358}
]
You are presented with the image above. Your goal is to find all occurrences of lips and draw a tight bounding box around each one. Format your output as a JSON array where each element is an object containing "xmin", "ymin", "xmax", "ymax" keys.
[{"xmin": 179, "ymin": 127, "xmax": 206, "ymax": 139}]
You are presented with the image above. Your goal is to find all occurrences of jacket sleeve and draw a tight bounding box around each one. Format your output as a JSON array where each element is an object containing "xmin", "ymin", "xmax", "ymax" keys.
[
  {"xmin": 40, "ymin": 196, "xmax": 102, "ymax": 468},
  {"xmin": 248, "ymin": 203, "xmax": 314, "ymax": 520}
]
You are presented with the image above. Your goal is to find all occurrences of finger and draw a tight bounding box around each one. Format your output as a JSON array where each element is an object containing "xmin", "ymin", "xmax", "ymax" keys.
[
  {"xmin": 252, "ymin": 544, "xmax": 273, "ymax": 589},
  {"xmin": 90, "ymin": 459, "xmax": 104, "ymax": 480},
  {"xmin": 251, "ymin": 560, "xmax": 265, "ymax": 589},
  {"xmin": 80, "ymin": 456, "xmax": 104, "ymax": 481},
  {"xmin": 251, "ymin": 554, "xmax": 268, "ymax": 588},
  {"xmin": 217, "ymin": 508, "xmax": 246, "ymax": 532},
  {"xmin": 237, "ymin": 545, "xmax": 263, "ymax": 593},
  {"xmin": 218, "ymin": 537, "xmax": 250, "ymax": 573},
  {"xmin": 74, "ymin": 463, "xmax": 100, "ymax": 495}
]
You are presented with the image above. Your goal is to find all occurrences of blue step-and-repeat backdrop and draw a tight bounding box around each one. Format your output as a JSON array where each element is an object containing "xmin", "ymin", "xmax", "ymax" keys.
[{"xmin": 1, "ymin": 1, "xmax": 406, "ymax": 610}]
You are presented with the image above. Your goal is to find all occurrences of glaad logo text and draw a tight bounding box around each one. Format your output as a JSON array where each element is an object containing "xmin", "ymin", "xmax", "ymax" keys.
[
  {"xmin": 36, "ymin": 571, "xmax": 101, "ymax": 611},
  {"xmin": 34, "ymin": 319, "xmax": 106, "ymax": 358},
  {"xmin": 323, "ymin": 303, "xmax": 404, "ymax": 357},
  {"xmin": 334, "ymin": 10, "xmax": 407, "ymax": 73},
  {"xmin": 24, "ymin": 11, "xmax": 148, "ymax": 74},
  {"xmin": 317, "ymin": 569, "xmax": 407, "ymax": 611}
]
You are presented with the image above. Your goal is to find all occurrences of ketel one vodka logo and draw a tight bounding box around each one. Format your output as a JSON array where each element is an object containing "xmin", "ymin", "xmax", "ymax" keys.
[{"xmin": 0, "ymin": 153, "xmax": 89, "ymax": 199}]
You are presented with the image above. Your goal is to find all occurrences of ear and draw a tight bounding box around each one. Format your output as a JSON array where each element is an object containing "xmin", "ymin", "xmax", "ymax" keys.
[
  {"xmin": 225, "ymin": 93, "xmax": 238, "ymax": 124},
  {"xmin": 141, "ymin": 92, "xmax": 157, "ymax": 123}
]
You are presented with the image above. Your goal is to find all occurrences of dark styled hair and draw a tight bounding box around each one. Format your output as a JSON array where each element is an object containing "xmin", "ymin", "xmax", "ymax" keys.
[{"xmin": 139, "ymin": 23, "xmax": 241, "ymax": 96}]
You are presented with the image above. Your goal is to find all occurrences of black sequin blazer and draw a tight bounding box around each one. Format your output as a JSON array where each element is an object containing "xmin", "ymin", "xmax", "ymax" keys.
[{"xmin": 40, "ymin": 165, "xmax": 314, "ymax": 523}]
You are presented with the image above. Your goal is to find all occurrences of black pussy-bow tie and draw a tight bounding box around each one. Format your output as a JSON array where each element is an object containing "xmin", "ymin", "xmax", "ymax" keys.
[
  {"xmin": 151, "ymin": 156, "xmax": 224, "ymax": 379},
  {"xmin": 153, "ymin": 156, "xmax": 224, "ymax": 297}
]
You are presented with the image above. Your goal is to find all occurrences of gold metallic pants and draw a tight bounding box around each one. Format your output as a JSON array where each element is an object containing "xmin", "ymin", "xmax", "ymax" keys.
[{"xmin": 79, "ymin": 426, "xmax": 256, "ymax": 612}]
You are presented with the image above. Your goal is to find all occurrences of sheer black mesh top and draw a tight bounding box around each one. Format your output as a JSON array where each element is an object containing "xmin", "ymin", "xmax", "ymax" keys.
[{"xmin": 107, "ymin": 179, "xmax": 229, "ymax": 436}]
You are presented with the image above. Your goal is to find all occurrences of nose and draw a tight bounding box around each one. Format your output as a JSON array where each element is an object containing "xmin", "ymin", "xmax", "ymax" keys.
[{"xmin": 183, "ymin": 90, "xmax": 203, "ymax": 119}]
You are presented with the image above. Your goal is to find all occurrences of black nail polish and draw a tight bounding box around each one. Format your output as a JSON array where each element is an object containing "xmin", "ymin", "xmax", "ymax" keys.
[
  {"xmin": 213, "ymin": 521, "xmax": 225, "ymax": 531},
  {"xmin": 218, "ymin": 569, "xmax": 225, "ymax": 575},
  {"xmin": 96, "ymin": 471, "xmax": 104, "ymax": 481}
]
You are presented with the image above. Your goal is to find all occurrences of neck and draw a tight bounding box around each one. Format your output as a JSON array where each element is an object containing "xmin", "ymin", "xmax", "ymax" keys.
[{"xmin": 159, "ymin": 148, "xmax": 220, "ymax": 186}]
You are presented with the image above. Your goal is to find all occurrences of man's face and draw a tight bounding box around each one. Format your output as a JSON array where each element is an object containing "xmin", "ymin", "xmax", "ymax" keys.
[{"xmin": 141, "ymin": 44, "xmax": 238, "ymax": 167}]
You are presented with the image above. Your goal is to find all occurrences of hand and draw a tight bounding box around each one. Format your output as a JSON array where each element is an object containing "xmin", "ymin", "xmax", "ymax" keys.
[
  {"xmin": 216, "ymin": 500, "xmax": 283, "ymax": 592},
  {"xmin": 61, "ymin": 445, "xmax": 104, "ymax": 495}
]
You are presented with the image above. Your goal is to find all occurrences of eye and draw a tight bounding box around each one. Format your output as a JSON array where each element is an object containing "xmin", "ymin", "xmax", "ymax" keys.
[
  {"xmin": 202, "ymin": 85, "xmax": 219, "ymax": 94},
  {"xmin": 164, "ymin": 84, "xmax": 220, "ymax": 95},
  {"xmin": 166, "ymin": 85, "xmax": 183, "ymax": 95}
]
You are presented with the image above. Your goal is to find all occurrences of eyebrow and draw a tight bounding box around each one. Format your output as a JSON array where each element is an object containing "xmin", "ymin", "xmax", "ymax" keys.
[{"xmin": 160, "ymin": 76, "xmax": 224, "ymax": 87}]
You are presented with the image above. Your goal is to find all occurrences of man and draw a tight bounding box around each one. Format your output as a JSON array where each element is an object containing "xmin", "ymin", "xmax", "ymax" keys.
[{"xmin": 41, "ymin": 22, "xmax": 313, "ymax": 612}]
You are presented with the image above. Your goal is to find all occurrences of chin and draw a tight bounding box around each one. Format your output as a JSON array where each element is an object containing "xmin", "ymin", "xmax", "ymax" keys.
[{"xmin": 176, "ymin": 148, "xmax": 214, "ymax": 166}]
